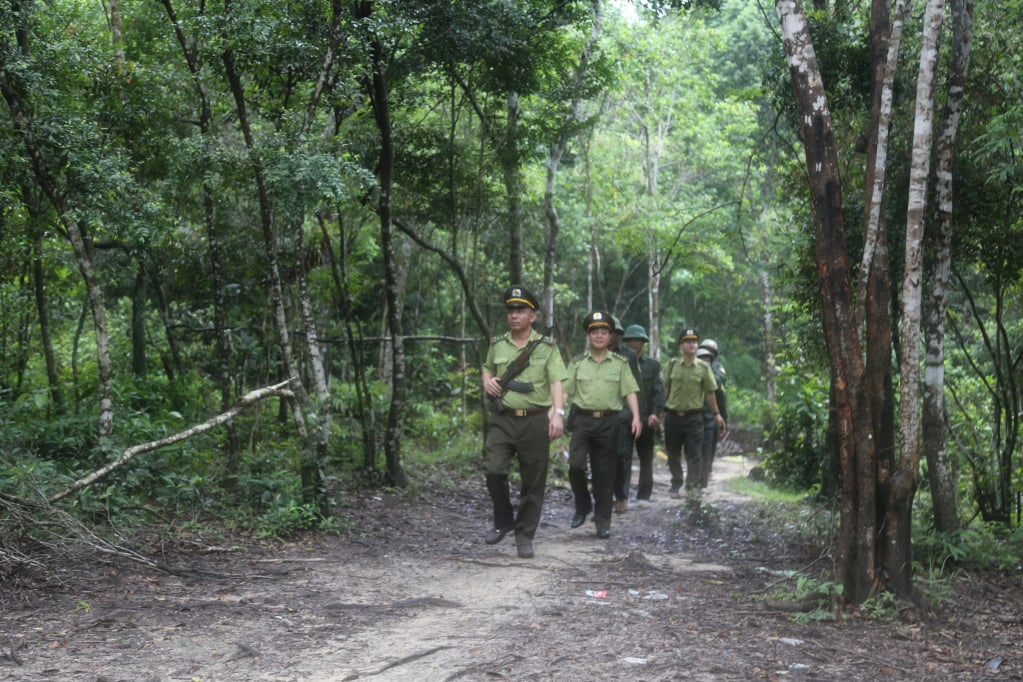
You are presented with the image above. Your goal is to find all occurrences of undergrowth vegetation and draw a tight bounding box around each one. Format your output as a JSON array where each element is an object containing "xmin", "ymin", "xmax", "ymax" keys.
[
  {"xmin": 3, "ymin": 368, "xmax": 1021, "ymax": 603},
  {"xmin": 722, "ymin": 467, "xmax": 1023, "ymax": 621}
]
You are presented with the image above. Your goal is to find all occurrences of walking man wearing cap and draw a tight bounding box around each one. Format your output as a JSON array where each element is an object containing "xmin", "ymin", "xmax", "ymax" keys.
[
  {"xmin": 621, "ymin": 324, "xmax": 665, "ymax": 505},
  {"xmin": 663, "ymin": 328, "xmax": 726, "ymax": 500},
  {"xmin": 482, "ymin": 285, "xmax": 567, "ymax": 559},
  {"xmin": 564, "ymin": 311, "xmax": 641, "ymax": 539}
]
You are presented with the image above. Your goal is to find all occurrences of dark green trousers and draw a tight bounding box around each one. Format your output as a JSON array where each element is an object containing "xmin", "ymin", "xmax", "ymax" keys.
[
  {"xmin": 568, "ymin": 413, "xmax": 618, "ymax": 531},
  {"xmin": 699, "ymin": 413, "xmax": 719, "ymax": 488},
  {"xmin": 484, "ymin": 412, "xmax": 550, "ymax": 543},
  {"xmin": 664, "ymin": 412, "xmax": 705, "ymax": 491}
]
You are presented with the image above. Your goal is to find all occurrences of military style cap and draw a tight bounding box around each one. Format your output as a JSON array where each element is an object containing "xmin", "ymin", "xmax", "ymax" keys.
[
  {"xmin": 503, "ymin": 285, "xmax": 538, "ymax": 310},
  {"xmin": 699, "ymin": 338, "xmax": 719, "ymax": 356},
  {"xmin": 678, "ymin": 328, "xmax": 699, "ymax": 342},
  {"xmin": 623, "ymin": 324, "xmax": 649, "ymax": 342},
  {"xmin": 696, "ymin": 346, "xmax": 714, "ymax": 359},
  {"xmin": 610, "ymin": 314, "xmax": 623, "ymax": 334},
  {"xmin": 583, "ymin": 310, "xmax": 613, "ymax": 332}
]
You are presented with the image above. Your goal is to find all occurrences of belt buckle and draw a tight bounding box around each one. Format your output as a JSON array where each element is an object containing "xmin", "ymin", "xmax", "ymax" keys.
[
  {"xmin": 593, "ymin": 410, "xmax": 605, "ymax": 418},
  {"xmin": 512, "ymin": 409, "xmax": 528, "ymax": 417}
]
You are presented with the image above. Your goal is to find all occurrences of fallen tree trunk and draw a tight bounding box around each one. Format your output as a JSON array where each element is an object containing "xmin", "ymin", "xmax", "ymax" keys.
[{"xmin": 36, "ymin": 380, "xmax": 295, "ymax": 505}]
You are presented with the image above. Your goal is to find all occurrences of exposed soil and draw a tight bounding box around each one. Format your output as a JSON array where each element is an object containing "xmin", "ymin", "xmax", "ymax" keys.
[{"xmin": 2, "ymin": 436, "xmax": 1021, "ymax": 681}]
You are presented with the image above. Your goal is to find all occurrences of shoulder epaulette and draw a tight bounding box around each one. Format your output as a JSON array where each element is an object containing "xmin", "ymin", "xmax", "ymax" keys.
[
  {"xmin": 610, "ymin": 350, "xmax": 626, "ymax": 362},
  {"xmin": 541, "ymin": 335, "xmax": 555, "ymax": 346},
  {"xmin": 490, "ymin": 334, "xmax": 504, "ymax": 344}
]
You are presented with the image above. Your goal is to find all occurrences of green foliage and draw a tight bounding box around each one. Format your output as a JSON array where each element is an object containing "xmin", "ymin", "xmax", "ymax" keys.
[
  {"xmin": 725, "ymin": 385, "xmax": 769, "ymax": 430},
  {"xmin": 913, "ymin": 522, "xmax": 1023, "ymax": 573},
  {"xmin": 404, "ymin": 413, "xmax": 484, "ymax": 483},
  {"xmin": 858, "ymin": 591, "xmax": 901, "ymax": 623},
  {"xmin": 761, "ymin": 362, "xmax": 828, "ymax": 491},
  {"xmin": 0, "ymin": 404, "xmax": 97, "ymax": 463},
  {"xmin": 912, "ymin": 566, "xmax": 954, "ymax": 611},
  {"xmin": 254, "ymin": 500, "xmax": 348, "ymax": 541},
  {"xmin": 752, "ymin": 571, "xmax": 840, "ymax": 623},
  {"xmin": 723, "ymin": 476, "xmax": 806, "ymax": 504},
  {"xmin": 0, "ymin": 454, "xmax": 64, "ymax": 498}
]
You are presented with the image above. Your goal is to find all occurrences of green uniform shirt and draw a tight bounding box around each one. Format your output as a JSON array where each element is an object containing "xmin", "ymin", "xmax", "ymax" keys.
[
  {"xmin": 566, "ymin": 351, "xmax": 640, "ymax": 410},
  {"xmin": 484, "ymin": 330, "xmax": 568, "ymax": 410},
  {"xmin": 664, "ymin": 357, "xmax": 717, "ymax": 412},
  {"xmin": 636, "ymin": 355, "xmax": 665, "ymax": 418}
]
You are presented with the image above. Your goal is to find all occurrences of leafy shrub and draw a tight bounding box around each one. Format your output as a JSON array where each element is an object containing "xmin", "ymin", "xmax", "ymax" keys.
[
  {"xmin": 0, "ymin": 404, "xmax": 97, "ymax": 463},
  {"xmin": 254, "ymin": 500, "xmax": 322, "ymax": 540},
  {"xmin": 726, "ymin": 384, "xmax": 770, "ymax": 430},
  {"xmin": 761, "ymin": 362, "xmax": 828, "ymax": 491},
  {"xmin": 234, "ymin": 443, "xmax": 304, "ymax": 511},
  {"xmin": 913, "ymin": 521, "xmax": 1023, "ymax": 572}
]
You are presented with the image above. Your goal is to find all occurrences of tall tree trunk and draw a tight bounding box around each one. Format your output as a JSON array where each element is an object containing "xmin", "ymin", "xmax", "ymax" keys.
[
  {"xmin": 503, "ymin": 91, "xmax": 525, "ymax": 285},
  {"xmin": 924, "ymin": 0, "xmax": 974, "ymax": 533},
  {"xmin": 889, "ymin": 0, "xmax": 946, "ymax": 596},
  {"xmin": 319, "ymin": 211, "xmax": 378, "ymax": 469},
  {"xmin": 543, "ymin": 0, "xmax": 603, "ymax": 320},
  {"xmin": 161, "ymin": 0, "xmax": 237, "ymax": 459},
  {"xmin": 287, "ymin": 0, "xmax": 345, "ymax": 510},
  {"xmin": 861, "ymin": 0, "xmax": 904, "ymax": 542},
  {"xmin": 359, "ymin": 0, "xmax": 407, "ymax": 488},
  {"xmin": 131, "ymin": 264, "xmax": 147, "ymax": 378},
  {"xmin": 543, "ymin": 144, "xmax": 564, "ymax": 320},
  {"xmin": 858, "ymin": 0, "xmax": 908, "ymax": 322},
  {"xmin": 776, "ymin": 0, "xmax": 878, "ymax": 604},
  {"xmin": 760, "ymin": 268, "xmax": 777, "ymax": 414},
  {"xmin": 1, "ymin": 74, "xmax": 115, "ymax": 446},
  {"xmin": 147, "ymin": 268, "xmax": 183, "ymax": 383},
  {"xmin": 293, "ymin": 229, "xmax": 332, "ymax": 510},
  {"xmin": 30, "ymin": 218, "xmax": 64, "ymax": 414},
  {"xmin": 221, "ymin": 3, "xmax": 309, "ymax": 434},
  {"xmin": 649, "ymin": 251, "xmax": 661, "ymax": 362},
  {"xmin": 107, "ymin": 0, "xmax": 126, "ymax": 74},
  {"xmin": 636, "ymin": 79, "xmax": 666, "ymax": 362}
]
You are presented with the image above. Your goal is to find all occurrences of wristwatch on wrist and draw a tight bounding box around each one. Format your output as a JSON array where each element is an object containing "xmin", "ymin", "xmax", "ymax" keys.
[{"xmin": 555, "ymin": 408, "xmax": 566, "ymax": 416}]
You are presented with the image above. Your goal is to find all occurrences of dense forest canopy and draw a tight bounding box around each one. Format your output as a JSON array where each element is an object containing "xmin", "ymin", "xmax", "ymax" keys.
[{"xmin": 2, "ymin": 0, "xmax": 1022, "ymax": 604}]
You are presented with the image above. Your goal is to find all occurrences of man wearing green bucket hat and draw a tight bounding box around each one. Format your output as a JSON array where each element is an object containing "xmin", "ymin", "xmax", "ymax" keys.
[{"xmin": 620, "ymin": 324, "xmax": 664, "ymax": 505}]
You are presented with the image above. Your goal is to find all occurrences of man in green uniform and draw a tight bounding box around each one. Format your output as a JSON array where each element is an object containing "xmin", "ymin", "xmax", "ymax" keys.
[
  {"xmin": 611, "ymin": 316, "xmax": 641, "ymax": 514},
  {"xmin": 482, "ymin": 285, "xmax": 567, "ymax": 559},
  {"xmin": 565, "ymin": 311, "xmax": 641, "ymax": 539},
  {"xmin": 621, "ymin": 324, "xmax": 665, "ymax": 506},
  {"xmin": 697, "ymin": 340, "xmax": 728, "ymax": 488},
  {"xmin": 663, "ymin": 328, "xmax": 726, "ymax": 499}
]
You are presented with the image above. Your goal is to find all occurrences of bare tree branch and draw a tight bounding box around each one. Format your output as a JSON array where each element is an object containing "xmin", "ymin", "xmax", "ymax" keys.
[{"xmin": 40, "ymin": 380, "xmax": 296, "ymax": 505}]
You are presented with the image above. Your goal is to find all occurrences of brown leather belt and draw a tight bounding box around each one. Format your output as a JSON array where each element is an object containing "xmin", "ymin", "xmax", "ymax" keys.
[
  {"xmin": 578, "ymin": 409, "xmax": 616, "ymax": 418},
  {"xmin": 669, "ymin": 409, "xmax": 704, "ymax": 417},
  {"xmin": 509, "ymin": 407, "xmax": 548, "ymax": 417}
]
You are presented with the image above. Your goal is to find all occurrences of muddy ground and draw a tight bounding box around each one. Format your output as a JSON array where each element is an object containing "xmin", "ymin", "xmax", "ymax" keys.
[{"xmin": 2, "ymin": 440, "xmax": 1021, "ymax": 681}]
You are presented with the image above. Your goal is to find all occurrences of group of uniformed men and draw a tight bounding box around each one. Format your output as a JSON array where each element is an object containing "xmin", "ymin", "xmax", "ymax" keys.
[{"xmin": 482, "ymin": 285, "xmax": 728, "ymax": 560}]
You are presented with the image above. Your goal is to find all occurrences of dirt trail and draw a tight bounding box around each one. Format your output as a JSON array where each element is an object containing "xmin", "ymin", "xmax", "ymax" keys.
[{"xmin": 2, "ymin": 448, "xmax": 1019, "ymax": 681}]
